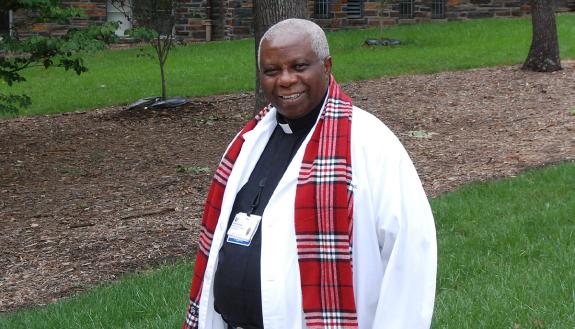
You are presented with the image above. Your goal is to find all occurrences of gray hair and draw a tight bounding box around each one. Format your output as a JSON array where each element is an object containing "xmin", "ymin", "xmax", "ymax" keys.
[{"xmin": 257, "ymin": 18, "xmax": 330, "ymax": 70}]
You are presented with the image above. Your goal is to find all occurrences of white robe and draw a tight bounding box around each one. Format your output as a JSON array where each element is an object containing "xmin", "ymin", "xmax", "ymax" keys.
[{"xmin": 197, "ymin": 106, "xmax": 437, "ymax": 329}]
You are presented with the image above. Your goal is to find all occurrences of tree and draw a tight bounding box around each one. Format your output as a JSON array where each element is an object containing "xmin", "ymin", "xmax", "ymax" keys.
[
  {"xmin": 522, "ymin": 0, "xmax": 562, "ymax": 72},
  {"xmin": 110, "ymin": 0, "xmax": 177, "ymax": 100},
  {"xmin": 0, "ymin": 0, "xmax": 118, "ymax": 114},
  {"xmin": 363, "ymin": 0, "xmax": 401, "ymax": 46},
  {"xmin": 378, "ymin": 0, "xmax": 391, "ymax": 39},
  {"xmin": 253, "ymin": 0, "xmax": 307, "ymax": 112}
]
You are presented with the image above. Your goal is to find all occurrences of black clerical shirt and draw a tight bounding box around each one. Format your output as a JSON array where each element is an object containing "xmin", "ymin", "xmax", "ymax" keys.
[{"xmin": 212, "ymin": 101, "xmax": 323, "ymax": 328}]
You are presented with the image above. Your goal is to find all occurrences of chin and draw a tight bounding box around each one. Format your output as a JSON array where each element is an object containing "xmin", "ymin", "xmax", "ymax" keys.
[
  {"xmin": 282, "ymin": 110, "xmax": 309, "ymax": 120},
  {"xmin": 276, "ymin": 103, "xmax": 311, "ymax": 119}
]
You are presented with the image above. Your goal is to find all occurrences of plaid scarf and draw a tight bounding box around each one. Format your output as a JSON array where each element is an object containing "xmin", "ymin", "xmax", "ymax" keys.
[{"xmin": 184, "ymin": 76, "xmax": 358, "ymax": 329}]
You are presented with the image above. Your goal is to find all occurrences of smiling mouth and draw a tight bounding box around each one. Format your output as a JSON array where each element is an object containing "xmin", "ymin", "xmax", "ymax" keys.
[{"xmin": 279, "ymin": 93, "xmax": 302, "ymax": 101}]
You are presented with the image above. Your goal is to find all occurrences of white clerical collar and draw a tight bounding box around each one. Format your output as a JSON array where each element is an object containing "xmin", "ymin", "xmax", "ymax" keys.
[{"xmin": 278, "ymin": 122, "xmax": 293, "ymax": 134}]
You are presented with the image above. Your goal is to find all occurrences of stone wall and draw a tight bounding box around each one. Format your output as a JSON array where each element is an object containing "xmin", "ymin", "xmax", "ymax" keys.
[
  {"xmin": 317, "ymin": 0, "xmax": 574, "ymax": 30},
  {"xmin": 7, "ymin": 0, "xmax": 575, "ymax": 42},
  {"xmin": 312, "ymin": 0, "xmax": 375, "ymax": 30},
  {"xmin": 12, "ymin": 0, "xmax": 107, "ymax": 38},
  {"xmin": 222, "ymin": 0, "xmax": 254, "ymax": 40},
  {"xmin": 443, "ymin": 0, "xmax": 529, "ymax": 20},
  {"xmin": 173, "ymin": 0, "xmax": 210, "ymax": 41},
  {"xmin": 172, "ymin": 0, "xmax": 254, "ymax": 42}
]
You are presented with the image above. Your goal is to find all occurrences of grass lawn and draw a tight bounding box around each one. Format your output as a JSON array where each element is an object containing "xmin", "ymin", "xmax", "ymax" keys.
[
  {"xmin": 1, "ymin": 162, "xmax": 573, "ymax": 328},
  {"xmin": 3, "ymin": 14, "xmax": 575, "ymax": 116},
  {"xmin": 432, "ymin": 162, "xmax": 575, "ymax": 328},
  {"xmin": 0, "ymin": 262, "xmax": 194, "ymax": 329}
]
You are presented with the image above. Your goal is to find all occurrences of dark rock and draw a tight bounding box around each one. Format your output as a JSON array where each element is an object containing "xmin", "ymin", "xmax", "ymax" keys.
[
  {"xmin": 126, "ymin": 96, "xmax": 161, "ymax": 110},
  {"xmin": 363, "ymin": 38, "xmax": 402, "ymax": 47},
  {"xmin": 149, "ymin": 97, "xmax": 189, "ymax": 109}
]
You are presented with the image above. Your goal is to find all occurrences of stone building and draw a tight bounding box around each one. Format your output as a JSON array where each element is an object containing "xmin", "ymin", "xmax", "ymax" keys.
[{"xmin": 1, "ymin": 0, "xmax": 574, "ymax": 42}]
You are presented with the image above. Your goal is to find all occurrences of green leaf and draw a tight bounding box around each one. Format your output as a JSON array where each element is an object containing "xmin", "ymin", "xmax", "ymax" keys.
[
  {"xmin": 0, "ymin": 0, "xmax": 117, "ymax": 106},
  {"xmin": 407, "ymin": 130, "xmax": 437, "ymax": 138},
  {"xmin": 42, "ymin": 58, "xmax": 53, "ymax": 68},
  {"xmin": 125, "ymin": 27, "xmax": 159, "ymax": 41},
  {"xmin": 0, "ymin": 92, "xmax": 31, "ymax": 114}
]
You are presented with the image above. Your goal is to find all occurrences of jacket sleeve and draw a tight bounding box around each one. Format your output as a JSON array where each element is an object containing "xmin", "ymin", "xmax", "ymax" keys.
[
  {"xmin": 370, "ymin": 138, "xmax": 437, "ymax": 329},
  {"xmin": 350, "ymin": 106, "xmax": 437, "ymax": 329}
]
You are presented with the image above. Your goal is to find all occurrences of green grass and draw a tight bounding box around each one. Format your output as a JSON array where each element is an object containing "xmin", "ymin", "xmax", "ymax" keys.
[
  {"xmin": 432, "ymin": 162, "xmax": 575, "ymax": 328},
  {"xmin": 1, "ymin": 162, "xmax": 574, "ymax": 328},
  {"xmin": 3, "ymin": 14, "xmax": 575, "ymax": 116},
  {"xmin": 0, "ymin": 262, "xmax": 195, "ymax": 329}
]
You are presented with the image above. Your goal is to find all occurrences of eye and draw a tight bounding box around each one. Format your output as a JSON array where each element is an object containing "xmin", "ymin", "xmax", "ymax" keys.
[
  {"xmin": 294, "ymin": 63, "xmax": 309, "ymax": 72},
  {"xmin": 263, "ymin": 68, "xmax": 279, "ymax": 77}
]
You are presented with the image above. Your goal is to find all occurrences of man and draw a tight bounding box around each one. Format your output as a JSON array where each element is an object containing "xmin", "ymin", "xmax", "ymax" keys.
[{"xmin": 184, "ymin": 19, "xmax": 436, "ymax": 329}]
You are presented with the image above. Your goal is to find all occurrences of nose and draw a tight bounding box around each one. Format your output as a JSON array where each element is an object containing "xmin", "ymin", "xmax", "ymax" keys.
[{"xmin": 278, "ymin": 69, "xmax": 297, "ymax": 87}]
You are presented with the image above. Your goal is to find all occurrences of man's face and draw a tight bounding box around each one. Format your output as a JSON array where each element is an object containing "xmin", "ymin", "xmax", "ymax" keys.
[{"xmin": 259, "ymin": 33, "xmax": 332, "ymax": 120}]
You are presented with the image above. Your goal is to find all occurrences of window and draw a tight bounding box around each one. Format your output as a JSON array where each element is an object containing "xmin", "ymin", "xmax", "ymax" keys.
[
  {"xmin": 399, "ymin": 0, "xmax": 414, "ymax": 19},
  {"xmin": 315, "ymin": 0, "xmax": 330, "ymax": 18},
  {"xmin": 431, "ymin": 0, "xmax": 445, "ymax": 19},
  {"xmin": 107, "ymin": 0, "xmax": 132, "ymax": 37},
  {"xmin": 0, "ymin": 10, "xmax": 12, "ymax": 37},
  {"xmin": 346, "ymin": 0, "xmax": 363, "ymax": 19}
]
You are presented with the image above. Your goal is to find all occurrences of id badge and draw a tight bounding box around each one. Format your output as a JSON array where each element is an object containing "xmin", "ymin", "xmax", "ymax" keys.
[{"xmin": 226, "ymin": 212, "xmax": 261, "ymax": 246}]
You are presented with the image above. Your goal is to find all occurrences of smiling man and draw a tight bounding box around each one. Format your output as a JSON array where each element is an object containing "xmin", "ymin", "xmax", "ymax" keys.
[
  {"xmin": 258, "ymin": 28, "xmax": 331, "ymax": 120},
  {"xmin": 183, "ymin": 19, "xmax": 437, "ymax": 329}
]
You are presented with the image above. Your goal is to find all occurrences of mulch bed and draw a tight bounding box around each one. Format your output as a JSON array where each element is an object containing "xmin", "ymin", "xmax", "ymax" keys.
[{"xmin": 1, "ymin": 62, "xmax": 574, "ymax": 313}]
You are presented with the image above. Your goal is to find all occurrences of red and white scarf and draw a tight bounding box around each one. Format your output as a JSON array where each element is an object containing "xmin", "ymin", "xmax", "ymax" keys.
[{"xmin": 184, "ymin": 76, "xmax": 358, "ymax": 329}]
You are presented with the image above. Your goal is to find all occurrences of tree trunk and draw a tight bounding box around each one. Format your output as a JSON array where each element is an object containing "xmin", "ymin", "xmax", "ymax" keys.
[
  {"xmin": 156, "ymin": 36, "xmax": 168, "ymax": 99},
  {"xmin": 522, "ymin": 0, "xmax": 562, "ymax": 72},
  {"xmin": 159, "ymin": 59, "xmax": 167, "ymax": 99},
  {"xmin": 155, "ymin": 34, "xmax": 173, "ymax": 100},
  {"xmin": 253, "ymin": 0, "xmax": 307, "ymax": 114}
]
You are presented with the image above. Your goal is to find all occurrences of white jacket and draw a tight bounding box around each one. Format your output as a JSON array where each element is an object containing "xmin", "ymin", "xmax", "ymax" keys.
[{"xmin": 197, "ymin": 106, "xmax": 437, "ymax": 329}]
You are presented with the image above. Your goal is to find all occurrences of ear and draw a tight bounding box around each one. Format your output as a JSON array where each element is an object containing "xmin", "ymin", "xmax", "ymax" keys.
[{"xmin": 323, "ymin": 56, "xmax": 333, "ymax": 75}]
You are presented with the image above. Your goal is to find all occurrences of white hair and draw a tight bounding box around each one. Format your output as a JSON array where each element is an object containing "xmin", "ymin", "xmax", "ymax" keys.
[{"xmin": 257, "ymin": 18, "xmax": 330, "ymax": 70}]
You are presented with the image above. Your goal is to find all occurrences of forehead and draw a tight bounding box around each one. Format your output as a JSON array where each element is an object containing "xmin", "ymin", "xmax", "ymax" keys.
[{"xmin": 260, "ymin": 32, "xmax": 316, "ymax": 64}]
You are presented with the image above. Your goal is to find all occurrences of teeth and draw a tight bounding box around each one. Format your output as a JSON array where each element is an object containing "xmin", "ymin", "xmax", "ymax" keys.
[{"xmin": 280, "ymin": 93, "xmax": 301, "ymax": 100}]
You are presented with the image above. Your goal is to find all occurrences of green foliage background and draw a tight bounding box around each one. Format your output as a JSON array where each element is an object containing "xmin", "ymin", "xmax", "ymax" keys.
[
  {"xmin": 0, "ymin": 0, "xmax": 117, "ymax": 113},
  {"xmin": 3, "ymin": 14, "xmax": 575, "ymax": 116}
]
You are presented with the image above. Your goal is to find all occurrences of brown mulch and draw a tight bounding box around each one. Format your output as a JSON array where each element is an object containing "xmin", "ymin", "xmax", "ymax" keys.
[{"xmin": 1, "ymin": 63, "xmax": 574, "ymax": 313}]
